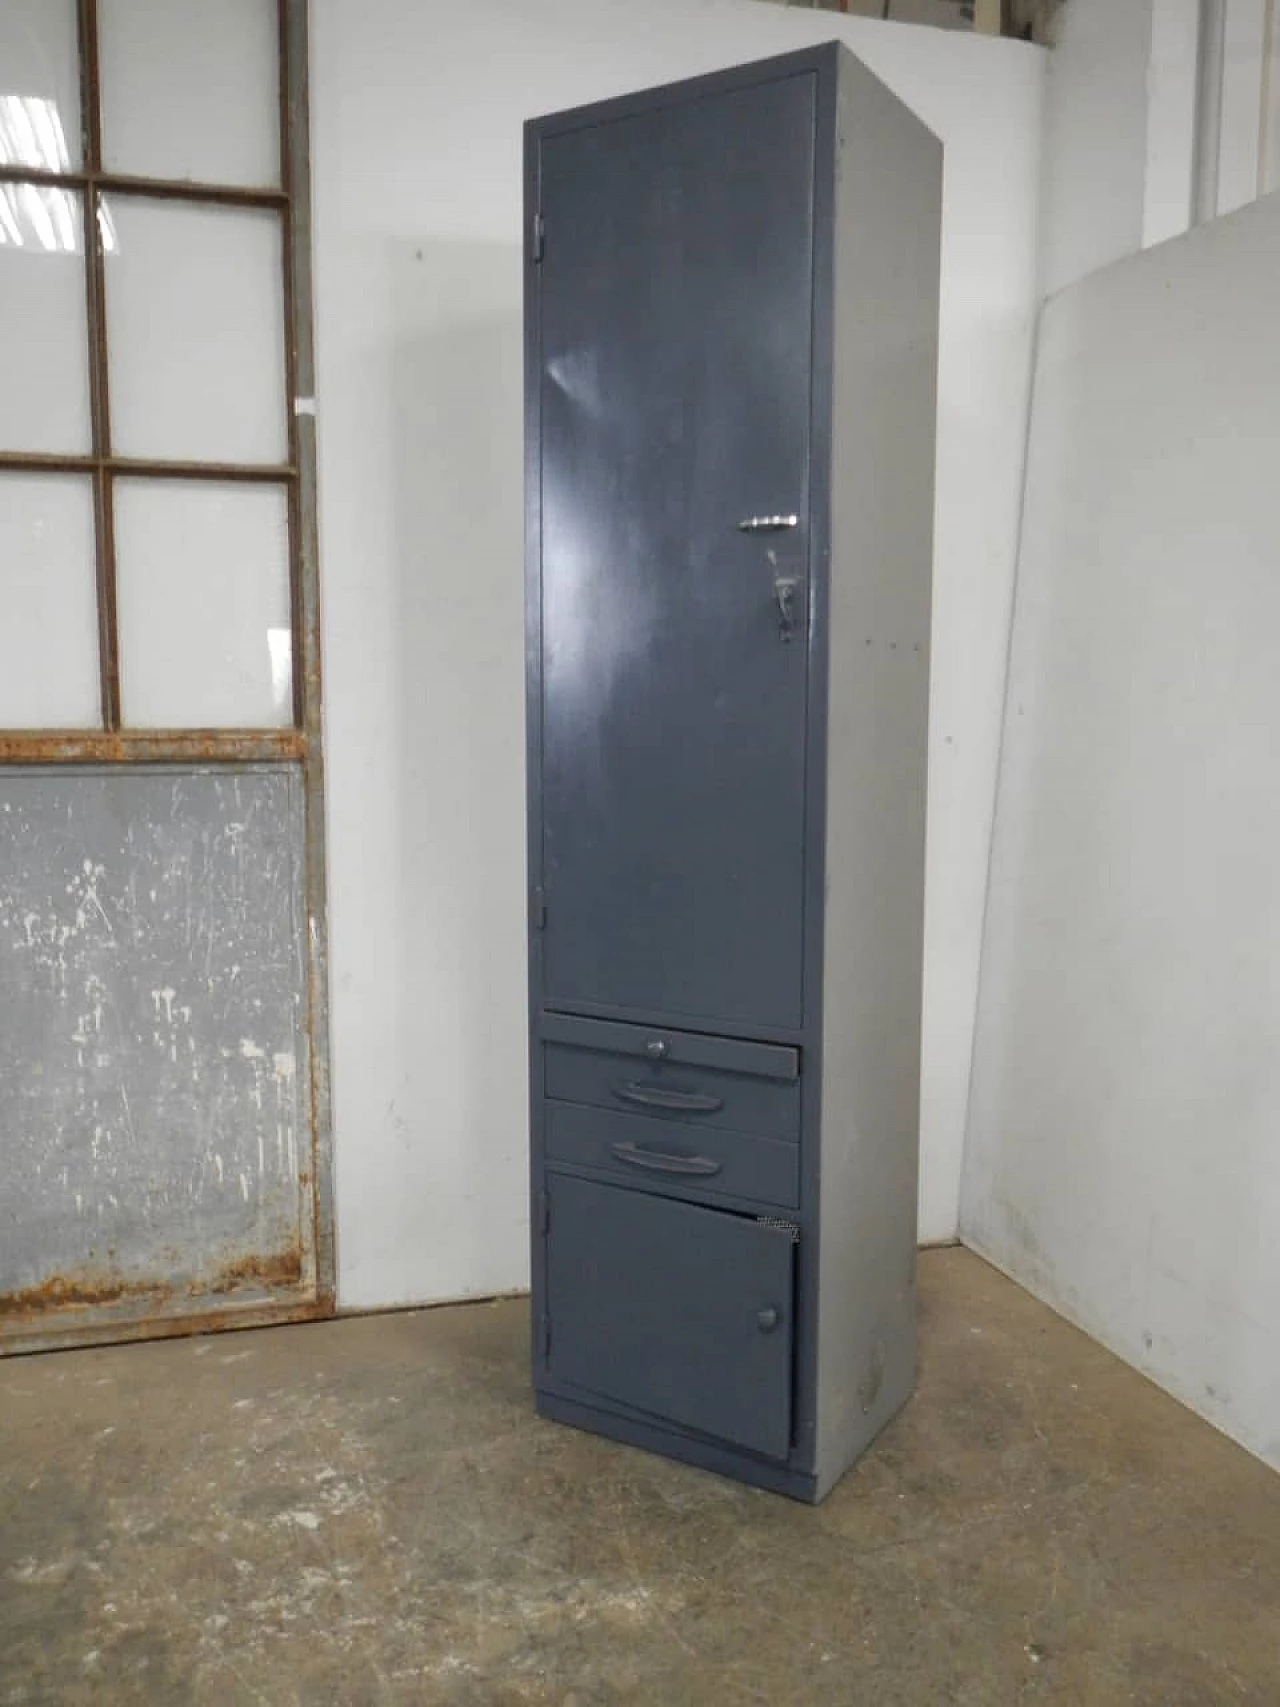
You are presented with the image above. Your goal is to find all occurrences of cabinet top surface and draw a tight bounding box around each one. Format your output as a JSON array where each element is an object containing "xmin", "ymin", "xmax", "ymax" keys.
[{"xmin": 524, "ymin": 41, "xmax": 844, "ymax": 140}]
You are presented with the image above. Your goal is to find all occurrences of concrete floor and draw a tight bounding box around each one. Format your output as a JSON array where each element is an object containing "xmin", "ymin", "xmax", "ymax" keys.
[{"xmin": 2, "ymin": 1250, "xmax": 1278, "ymax": 1706}]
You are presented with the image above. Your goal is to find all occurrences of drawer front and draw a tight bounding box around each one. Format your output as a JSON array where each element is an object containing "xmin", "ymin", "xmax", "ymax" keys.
[
  {"xmin": 545, "ymin": 1173, "xmax": 795, "ymax": 1460},
  {"xmin": 541, "ymin": 1015, "xmax": 800, "ymax": 1142},
  {"xmin": 545, "ymin": 1102, "xmax": 799, "ymax": 1210}
]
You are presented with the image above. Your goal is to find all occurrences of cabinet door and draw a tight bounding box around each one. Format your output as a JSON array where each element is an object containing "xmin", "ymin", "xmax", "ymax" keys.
[
  {"xmin": 545, "ymin": 1174, "xmax": 795, "ymax": 1460},
  {"xmin": 534, "ymin": 72, "xmax": 815, "ymax": 1031}
]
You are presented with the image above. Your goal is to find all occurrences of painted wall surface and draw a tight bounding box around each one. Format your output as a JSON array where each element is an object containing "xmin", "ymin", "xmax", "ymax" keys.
[
  {"xmin": 963, "ymin": 191, "xmax": 1280, "ymax": 1470},
  {"xmin": 312, "ymin": 0, "xmax": 1044, "ymax": 1307},
  {"xmin": 1142, "ymin": 0, "xmax": 1200, "ymax": 248},
  {"xmin": 1039, "ymin": 0, "xmax": 1280, "ymax": 298},
  {"xmin": 1037, "ymin": 0, "xmax": 1153, "ymax": 296},
  {"xmin": 1216, "ymin": 0, "xmax": 1280, "ymax": 214}
]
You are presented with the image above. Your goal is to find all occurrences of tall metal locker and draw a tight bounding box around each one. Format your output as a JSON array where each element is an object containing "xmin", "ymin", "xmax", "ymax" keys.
[{"xmin": 524, "ymin": 43, "xmax": 941, "ymax": 1502}]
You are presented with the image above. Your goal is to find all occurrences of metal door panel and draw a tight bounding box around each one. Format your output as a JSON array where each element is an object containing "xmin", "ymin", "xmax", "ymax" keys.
[
  {"xmin": 545, "ymin": 1173, "xmax": 795, "ymax": 1458},
  {"xmin": 0, "ymin": 769, "xmax": 318, "ymax": 1343},
  {"xmin": 536, "ymin": 73, "xmax": 815, "ymax": 1030}
]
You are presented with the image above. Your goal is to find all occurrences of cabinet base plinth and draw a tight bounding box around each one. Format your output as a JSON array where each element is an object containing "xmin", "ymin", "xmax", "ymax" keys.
[{"xmin": 534, "ymin": 1387, "xmax": 820, "ymax": 1503}]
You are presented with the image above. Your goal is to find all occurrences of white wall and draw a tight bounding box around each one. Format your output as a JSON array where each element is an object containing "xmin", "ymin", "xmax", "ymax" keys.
[
  {"xmin": 1040, "ymin": 0, "xmax": 1280, "ymax": 298},
  {"xmin": 312, "ymin": 0, "xmax": 1044, "ymax": 1308},
  {"xmin": 963, "ymin": 190, "xmax": 1280, "ymax": 1470},
  {"xmin": 1217, "ymin": 0, "xmax": 1280, "ymax": 213},
  {"xmin": 1038, "ymin": 0, "xmax": 1154, "ymax": 296},
  {"xmin": 1142, "ymin": 0, "xmax": 1200, "ymax": 247}
]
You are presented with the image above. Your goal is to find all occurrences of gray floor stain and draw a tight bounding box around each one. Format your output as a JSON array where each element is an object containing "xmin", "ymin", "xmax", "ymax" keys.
[{"xmin": 2, "ymin": 1249, "xmax": 1279, "ymax": 1705}]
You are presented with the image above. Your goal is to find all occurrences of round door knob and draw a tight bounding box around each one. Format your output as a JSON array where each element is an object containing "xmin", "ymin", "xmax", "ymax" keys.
[
  {"xmin": 645, "ymin": 1039, "xmax": 667, "ymax": 1059},
  {"xmin": 757, "ymin": 1306, "xmax": 780, "ymax": 1334}
]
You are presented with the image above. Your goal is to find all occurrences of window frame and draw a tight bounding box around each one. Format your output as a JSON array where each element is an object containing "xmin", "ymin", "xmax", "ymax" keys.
[
  {"xmin": 0, "ymin": 0, "xmax": 318, "ymax": 766},
  {"xmin": 0, "ymin": 0, "xmax": 335, "ymax": 1325}
]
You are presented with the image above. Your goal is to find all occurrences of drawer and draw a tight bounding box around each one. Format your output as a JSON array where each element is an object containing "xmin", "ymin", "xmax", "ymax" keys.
[
  {"xmin": 541, "ymin": 1013, "xmax": 800, "ymax": 1142},
  {"xmin": 545, "ymin": 1103, "xmax": 799, "ymax": 1210}
]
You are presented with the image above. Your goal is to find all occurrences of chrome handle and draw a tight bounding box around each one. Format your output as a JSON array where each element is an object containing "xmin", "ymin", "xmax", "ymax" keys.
[{"xmin": 737, "ymin": 514, "xmax": 798, "ymax": 533}]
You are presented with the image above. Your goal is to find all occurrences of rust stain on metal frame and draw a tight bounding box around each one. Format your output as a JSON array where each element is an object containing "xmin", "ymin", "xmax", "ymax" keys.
[
  {"xmin": 0, "ymin": 163, "xmax": 288, "ymax": 210},
  {"xmin": 280, "ymin": 0, "xmax": 304, "ymax": 733},
  {"xmin": 0, "ymin": 452, "xmax": 297, "ymax": 482},
  {"xmin": 0, "ymin": 1274, "xmax": 158, "ymax": 1318},
  {"xmin": 283, "ymin": 0, "xmax": 339, "ymax": 1314},
  {"xmin": 0, "ymin": 1243, "xmax": 303, "ymax": 1324},
  {"xmin": 77, "ymin": 0, "xmax": 121, "ymax": 728},
  {"xmin": 0, "ymin": 730, "xmax": 307, "ymax": 765},
  {"xmin": 0, "ymin": 0, "xmax": 337, "ymax": 1355},
  {"xmin": 0, "ymin": 1298, "xmax": 330, "ymax": 1361},
  {"xmin": 206, "ymin": 1245, "xmax": 305, "ymax": 1295}
]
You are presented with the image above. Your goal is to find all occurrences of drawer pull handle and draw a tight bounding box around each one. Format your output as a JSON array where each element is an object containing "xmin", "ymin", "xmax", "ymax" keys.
[
  {"xmin": 610, "ymin": 1141, "xmax": 722, "ymax": 1177},
  {"xmin": 613, "ymin": 1081, "xmax": 725, "ymax": 1114}
]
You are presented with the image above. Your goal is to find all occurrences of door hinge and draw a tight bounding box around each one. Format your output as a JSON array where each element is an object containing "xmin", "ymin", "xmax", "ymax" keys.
[
  {"xmin": 537, "ymin": 1190, "xmax": 550, "ymax": 1236},
  {"xmin": 757, "ymin": 1215, "xmax": 800, "ymax": 1244},
  {"xmin": 532, "ymin": 886, "xmax": 547, "ymax": 931},
  {"xmin": 540, "ymin": 1315, "xmax": 551, "ymax": 1358},
  {"xmin": 531, "ymin": 212, "xmax": 545, "ymax": 264}
]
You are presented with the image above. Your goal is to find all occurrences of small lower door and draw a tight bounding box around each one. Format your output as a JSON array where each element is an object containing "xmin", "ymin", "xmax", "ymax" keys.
[{"xmin": 545, "ymin": 1173, "xmax": 794, "ymax": 1460}]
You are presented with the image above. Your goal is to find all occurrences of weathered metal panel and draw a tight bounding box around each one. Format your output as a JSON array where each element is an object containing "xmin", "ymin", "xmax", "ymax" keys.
[{"xmin": 0, "ymin": 767, "xmax": 314, "ymax": 1335}]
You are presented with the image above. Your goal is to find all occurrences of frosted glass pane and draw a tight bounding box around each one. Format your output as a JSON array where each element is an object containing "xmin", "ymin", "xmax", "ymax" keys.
[
  {"xmin": 0, "ymin": 475, "xmax": 101, "ymax": 728},
  {"xmin": 0, "ymin": 2, "xmax": 81, "ymax": 171},
  {"xmin": 104, "ymin": 199, "xmax": 287, "ymax": 463},
  {"xmin": 0, "ymin": 185, "xmax": 90, "ymax": 452},
  {"xmin": 99, "ymin": 0, "xmax": 279, "ymax": 188},
  {"xmin": 115, "ymin": 481, "xmax": 292, "ymax": 728}
]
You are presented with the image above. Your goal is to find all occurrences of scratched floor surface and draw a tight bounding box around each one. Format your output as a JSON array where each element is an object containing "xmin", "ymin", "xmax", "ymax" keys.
[{"xmin": 2, "ymin": 1248, "xmax": 1278, "ymax": 1705}]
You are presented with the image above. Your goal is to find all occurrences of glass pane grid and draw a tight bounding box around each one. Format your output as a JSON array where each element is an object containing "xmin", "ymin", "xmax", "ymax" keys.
[
  {"xmin": 0, "ymin": 472, "xmax": 101, "ymax": 728},
  {"xmin": 99, "ymin": 0, "xmax": 281, "ymax": 191},
  {"xmin": 103, "ymin": 197, "xmax": 288, "ymax": 465},
  {"xmin": 0, "ymin": 3, "xmax": 82, "ymax": 172},
  {"xmin": 0, "ymin": 96, "xmax": 78, "ymax": 175},
  {"xmin": 115, "ymin": 479, "xmax": 294, "ymax": 730},
  {"xmin": 0, "ymin": 184, "xmax": 91, "ymax": 455},
  {"xmin": 0, "ymin": 1, "xmax": 300, "ymax": 742}
]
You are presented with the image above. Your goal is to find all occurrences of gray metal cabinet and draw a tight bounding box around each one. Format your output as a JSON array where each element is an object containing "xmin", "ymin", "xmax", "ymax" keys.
[{"xmin": 525, "ymin": 44, "xmax": 941, "ymax": 1501}]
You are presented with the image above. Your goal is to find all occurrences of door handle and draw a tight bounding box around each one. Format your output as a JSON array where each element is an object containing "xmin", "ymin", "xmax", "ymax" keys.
[
  {"xmin": 757, "ymin": 1306, "xmax": 781, "ymax": 1333},
  {"xmin": 612, "ymin": 1081, "xmax": 725, "ymax": 1114},
  {"xmin": 609, "ymin": 1141, "xmax": 722, "ymax": 1177},
  {"xmin": 774, "ymin": 575, "xmax": 802, "ymax": 643},
  {"xmin": 738, "ymin": 514, "xmax": 798, "ymax": 533}
]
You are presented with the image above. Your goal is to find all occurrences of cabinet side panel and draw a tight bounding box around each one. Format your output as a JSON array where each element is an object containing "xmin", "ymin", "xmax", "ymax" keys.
[{"xmin": 814, "ymin": 58, "xmax": 940, "ymax": 1496}]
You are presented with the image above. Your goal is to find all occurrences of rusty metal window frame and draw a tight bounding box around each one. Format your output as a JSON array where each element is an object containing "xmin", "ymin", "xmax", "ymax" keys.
[
  {"xmin": 0, "ymin": 0, "xmax": 316, "ymax": 766},
  {"xmin": 0, "ymin": 0, "xmax": 336, "ymax": 1340}
]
